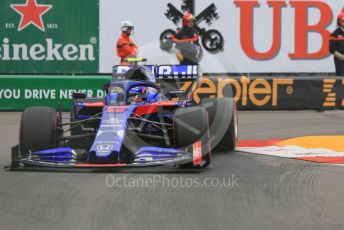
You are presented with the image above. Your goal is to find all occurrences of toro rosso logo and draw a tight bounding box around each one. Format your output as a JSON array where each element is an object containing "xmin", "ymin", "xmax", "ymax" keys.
[{"xmin": 160, "ymin": 0, "xmax": 224, "ymax": 53}]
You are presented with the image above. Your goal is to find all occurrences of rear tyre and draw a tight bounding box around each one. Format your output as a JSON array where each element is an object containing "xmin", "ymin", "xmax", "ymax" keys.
[
  {"xmin": 201, "ymin": 98, "xmax": 237, "ymax": 152},
  {"xmin": 20, "ymin": 107, "xmax": 60, "ymax": 157},
  {"xmin": 174, "ymin": 106, "xmax": 211, "ymax": 169}
]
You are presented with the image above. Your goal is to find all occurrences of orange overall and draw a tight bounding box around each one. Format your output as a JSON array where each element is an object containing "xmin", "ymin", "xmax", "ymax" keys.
[{"xmin": 116, "ymin": 32, "xmax": 138, "ymax": 65}]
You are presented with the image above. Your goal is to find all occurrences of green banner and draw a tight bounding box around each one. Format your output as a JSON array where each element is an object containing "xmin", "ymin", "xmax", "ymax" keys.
[
  {"xmin": 0, "ymin": 0, "xmax": 99, "ymax": 74},
  {"xmin": 0, "ymin": 75, "xmax": 110, "ymax": 110}
]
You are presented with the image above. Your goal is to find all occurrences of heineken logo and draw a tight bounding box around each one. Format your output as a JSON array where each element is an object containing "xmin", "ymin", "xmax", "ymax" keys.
[
  {"xmin": 1, "ymin": 0, "xmax": 99, "ymax": 73},
  {"xmin": 10, "ymin": 0, "xmax": 52, "ymax": 32},
  {"xmin": 0, "ymin": 38, "xmax": 96, "ymax": 61}
]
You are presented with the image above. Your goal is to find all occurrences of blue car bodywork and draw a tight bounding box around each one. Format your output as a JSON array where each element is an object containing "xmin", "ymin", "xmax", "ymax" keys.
[{"xmin": 10, "ymin": 64, "xmax": 209, "ymax": 169}]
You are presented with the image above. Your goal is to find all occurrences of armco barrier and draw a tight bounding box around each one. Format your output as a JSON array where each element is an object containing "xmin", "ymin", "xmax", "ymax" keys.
[{"xmin": 0, "ymin": 75, "xmax": 343, "ymax": 111}]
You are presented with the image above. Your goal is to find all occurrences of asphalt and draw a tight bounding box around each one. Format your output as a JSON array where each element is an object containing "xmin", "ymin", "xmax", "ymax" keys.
[{"xmin": 0, "ymin": 111, "xmax": 344, "ymax": 230}]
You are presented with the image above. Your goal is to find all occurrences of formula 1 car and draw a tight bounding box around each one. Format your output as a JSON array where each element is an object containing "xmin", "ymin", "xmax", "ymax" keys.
[{"xmin": 9, "ymin": 58, "xmax": 237, "ymax": 170}]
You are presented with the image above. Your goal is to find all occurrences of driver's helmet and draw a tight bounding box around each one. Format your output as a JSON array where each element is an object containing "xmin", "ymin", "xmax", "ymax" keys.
[
  {"xmin": 127, "ymin": 86, "xmax": 158, "ymax": 104},
  {"xmin": 127, "ymin": 86, "xmax": 148, "ymax": 104}
]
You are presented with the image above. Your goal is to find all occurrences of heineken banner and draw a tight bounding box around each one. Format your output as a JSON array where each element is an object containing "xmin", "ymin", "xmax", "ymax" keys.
[
  {"xmin": 0, "ymin": 0, "xmax": 99, "ymax": 73},
  {"xmin": 0, "ymin": 76, "xmax": 343, "ymax": 111}
]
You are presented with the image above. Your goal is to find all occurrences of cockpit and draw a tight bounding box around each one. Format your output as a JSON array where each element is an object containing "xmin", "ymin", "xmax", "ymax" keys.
[{"xmin": 106, "ymin": 83, "xmax": 160, "ymax": 106}]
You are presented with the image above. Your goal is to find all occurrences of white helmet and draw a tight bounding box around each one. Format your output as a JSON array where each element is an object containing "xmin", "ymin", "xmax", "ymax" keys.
[{"xmin": 121, "ymin": 21, "xmax": 134, "ymax": 32}]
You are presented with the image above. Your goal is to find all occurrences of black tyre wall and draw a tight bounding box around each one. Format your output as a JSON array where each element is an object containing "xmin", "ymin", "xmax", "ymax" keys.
[
  {"xmin": 174, "ymin": 106, "xmax": 209, "ymax": 149},
  {"xmin": 174, "ymin": 106, "xmax": 211, "ymax": 168},
  {"xmin": 202, "ymin": 98, "xmax": 237, "ymax": 152},
  {"xmin": 20, "ymin": 107, "xmax": 58, "ymax": 157}
]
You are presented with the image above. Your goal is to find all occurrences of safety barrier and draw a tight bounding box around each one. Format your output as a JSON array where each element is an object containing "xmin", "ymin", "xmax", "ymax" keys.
[{"xmin": 0, "ymin": 75, "xmax": 343, "ymax": 111}]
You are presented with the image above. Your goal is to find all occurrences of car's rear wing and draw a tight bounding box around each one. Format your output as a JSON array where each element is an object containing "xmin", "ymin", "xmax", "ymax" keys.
[
  {"xmin": 154, "ymin": 65, "xmax": 199, "ymax": 99},
  {"xmin": 112, "ymin": 65, "xmax": 198, "ymax": 81},
  {"xmin": 155, "ymin": 65, "xmax": 198, "ymax": 81},
  {"xmin": 110, "ymin": 64, "xmax": 199, "ymax": 99},
  {"xmin": 112, "ymin": 65, "xmax": 156, "ymax": 81}
]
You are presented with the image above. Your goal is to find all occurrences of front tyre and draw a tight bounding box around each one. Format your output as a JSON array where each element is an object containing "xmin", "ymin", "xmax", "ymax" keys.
[
  {"xmin": 174, "ymin": 106, "xmax": 211, "ymax": 169},
  {"xmin": 20, "ymin": 107, "xmax": 60, "ymax": 157},
  {"xmin": 202, "ymin": 98, "xmax": 237, "ymax": 152}
]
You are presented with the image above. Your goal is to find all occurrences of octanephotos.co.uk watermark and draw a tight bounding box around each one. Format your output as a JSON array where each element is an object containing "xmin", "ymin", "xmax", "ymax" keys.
[{"xmin": 105, "ymin": 174, "xmax": 239, "ymax": 189}]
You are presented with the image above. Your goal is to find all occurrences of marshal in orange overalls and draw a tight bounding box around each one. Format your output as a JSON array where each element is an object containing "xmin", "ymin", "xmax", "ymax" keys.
[{"xmin": 117, "ymin": 32, "xmax": 138, "ymax": 65}]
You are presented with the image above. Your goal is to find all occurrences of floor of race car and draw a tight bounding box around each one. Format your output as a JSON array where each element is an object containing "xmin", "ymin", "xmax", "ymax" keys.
[{"xmin": 0, "ymin": 111, "xmax": 344, "ymax": 230}]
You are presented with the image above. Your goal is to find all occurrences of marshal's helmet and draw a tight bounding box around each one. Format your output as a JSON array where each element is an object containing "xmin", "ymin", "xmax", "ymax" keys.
[
  {"xmin": 182, "ymin": 13, "xmax": 196, "ymax": 27},
  {"xmin": 121, "ymin": 20, "xmax": 134, "ymax": 34},
  {"xmin": 337, "ymin": 8, "xmax": 344, "ymax": 27}
]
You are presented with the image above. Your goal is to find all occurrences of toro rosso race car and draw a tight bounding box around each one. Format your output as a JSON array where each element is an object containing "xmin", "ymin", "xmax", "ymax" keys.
[{"xmin": 9, "ymin": 58, "xmax": 237, "ymax": 170}]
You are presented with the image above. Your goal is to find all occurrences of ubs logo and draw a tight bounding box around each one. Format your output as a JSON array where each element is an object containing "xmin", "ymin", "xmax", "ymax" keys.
[{"xmin": 160, "ymin": 0, "xmax": 224, "ymax": 53}]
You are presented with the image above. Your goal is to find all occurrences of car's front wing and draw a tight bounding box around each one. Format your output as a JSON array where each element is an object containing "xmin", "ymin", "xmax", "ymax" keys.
[{"xmin": 8, "ymin": 144, "xmax": 206, "ymax": 170}]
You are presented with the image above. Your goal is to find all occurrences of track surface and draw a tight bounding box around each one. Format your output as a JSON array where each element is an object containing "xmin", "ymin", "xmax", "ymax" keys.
[{"xmin": 1, "ymin": 111, "xmax": 344, "ymax": 230}]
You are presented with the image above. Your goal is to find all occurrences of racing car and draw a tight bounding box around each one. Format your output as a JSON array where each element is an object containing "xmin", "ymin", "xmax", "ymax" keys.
[{"xmin": 9, "ymin": 58, "xmax": 237, "ymax": 170}]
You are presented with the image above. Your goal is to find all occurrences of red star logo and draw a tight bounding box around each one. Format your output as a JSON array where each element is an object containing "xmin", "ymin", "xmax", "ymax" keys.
[{"xmin": 11, "ymin": 0, "xmax": 52, "ymax": 32}]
